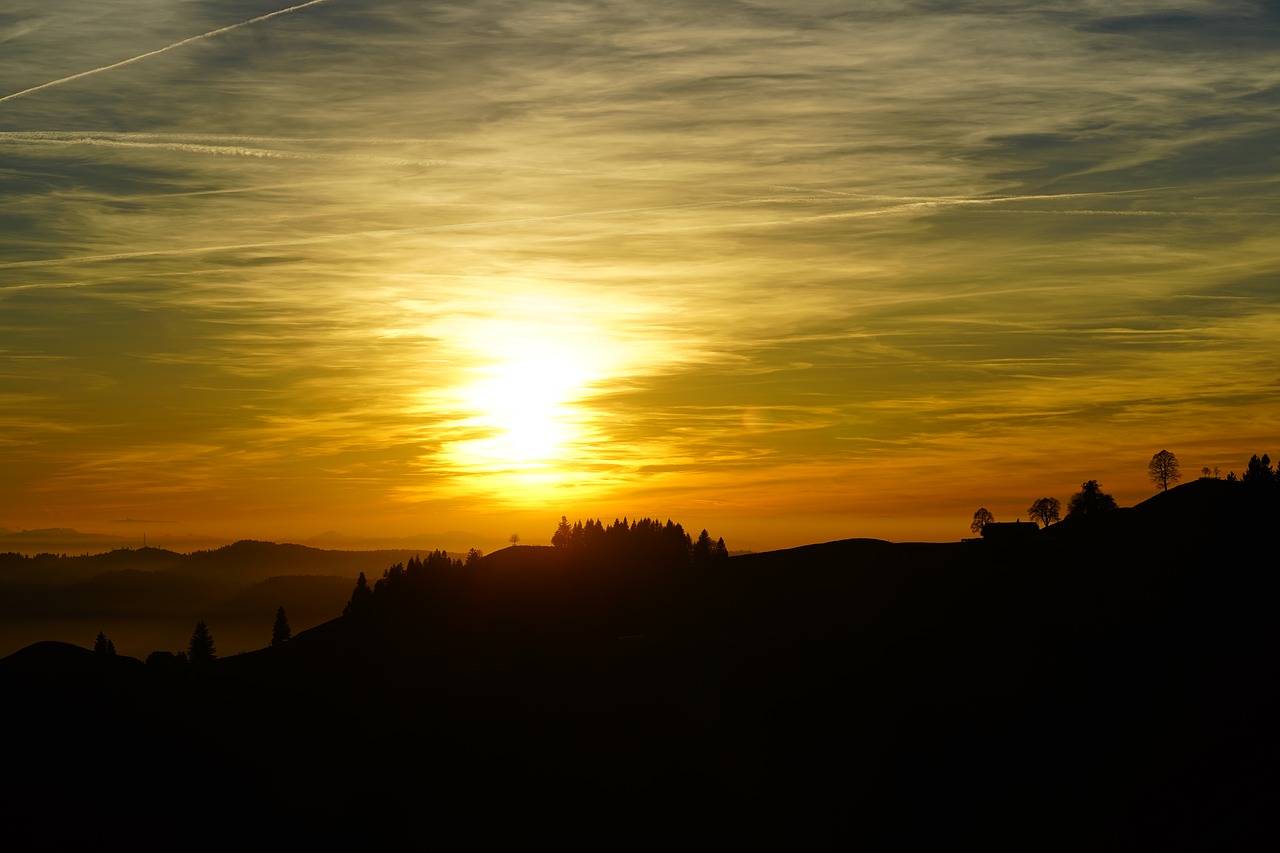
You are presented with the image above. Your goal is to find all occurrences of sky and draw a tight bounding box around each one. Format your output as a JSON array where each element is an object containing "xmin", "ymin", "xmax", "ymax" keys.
[{"xmin": 1, "ymin": 0, "xmax": 1278, "ymax": 551}]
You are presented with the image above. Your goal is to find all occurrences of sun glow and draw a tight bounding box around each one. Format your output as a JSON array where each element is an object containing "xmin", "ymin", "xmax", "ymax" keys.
[
  {"xmin": 452, "ymin": 348, "xmax": 591, "ymax": 470},
  {"xmin": 431, "ymin": 313, "xmax": 625, "ymax": 502}
]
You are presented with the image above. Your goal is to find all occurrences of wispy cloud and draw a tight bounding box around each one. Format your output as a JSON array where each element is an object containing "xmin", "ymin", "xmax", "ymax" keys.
[{"xmin": 1, "ymin": 0, "xmax": 1277, "ymax": 544}]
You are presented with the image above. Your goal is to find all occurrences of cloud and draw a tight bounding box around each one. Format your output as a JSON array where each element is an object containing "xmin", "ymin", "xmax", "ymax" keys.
[{"xmin": 1, "ymin": 1, "xmax": 1277, "ymax": 543}]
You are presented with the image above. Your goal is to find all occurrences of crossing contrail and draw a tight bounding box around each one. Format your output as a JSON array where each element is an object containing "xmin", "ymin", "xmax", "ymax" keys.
[{"xmin": 0, "ymin": 0, "xmax": 332, "ymax": 106}]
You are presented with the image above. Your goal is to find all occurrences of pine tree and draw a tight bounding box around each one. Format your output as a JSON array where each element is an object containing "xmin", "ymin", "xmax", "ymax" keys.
[
  {"xmin": 344, "ymin": 572, "xmax": 373, "ymax": 617},
  {"xmin": 271, "ymin": 606, "xmax": 292, "ymax": 647},
  {"xmin": 188, "ymin": 620, "xmax": 217, "ymax": 664},
  {"xmin": 692, "ymin": 529, "xmax": 714, "ymax": 564}
]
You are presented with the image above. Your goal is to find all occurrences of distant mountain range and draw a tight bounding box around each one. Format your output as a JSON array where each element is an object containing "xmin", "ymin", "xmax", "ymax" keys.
[
  {"xmin": 0, "ymin": 539, "xmax": 480, "ymax": 659},
  {"xmin": 0, "ymin": 525, "xmax": 509, "ymax": 556}
]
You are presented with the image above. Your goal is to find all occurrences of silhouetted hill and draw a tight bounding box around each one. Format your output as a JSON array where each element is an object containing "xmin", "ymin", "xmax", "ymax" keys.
[
  {"xmin": 4, "ymin": 487, "xmax": 1278, "ymax": 847},
  {"xmin": 183, "ymin": 539, "xmax": 448, "ymax": 583},
  {"xmin": 1043, "ymin": 476, "xmax": 1252, "ymax": 544},
  {"xmin": 0, "ymin": 639, "xmax": 144, "ymax": 679},
  {"xmin": 303, "ymin": 528, "xmax": 510, "ymax": 552},
  {"xmin": 208, "ymin": 574, "xmax": 353, "ymax": 628},
  {"xmin": 0, "ymin": 539, "xmax": 469, "ymax": 586}
]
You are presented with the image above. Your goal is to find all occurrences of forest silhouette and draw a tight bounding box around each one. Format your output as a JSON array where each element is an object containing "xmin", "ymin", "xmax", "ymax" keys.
[{"xmin": 2, "ymin": 455, "xmax": 1278, "ymax": 848}]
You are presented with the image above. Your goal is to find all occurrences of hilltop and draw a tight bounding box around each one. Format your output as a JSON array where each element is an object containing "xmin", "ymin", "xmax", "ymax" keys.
[{"xmin": 2, "ymin": 480, "xmax": 1277, "ymax": 848}]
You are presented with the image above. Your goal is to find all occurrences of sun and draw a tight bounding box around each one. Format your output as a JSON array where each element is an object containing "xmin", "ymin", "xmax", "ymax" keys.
[
  {"xmin": 429, "ymin": 314, "xmax": 619, "ymax": 503},
  {"xmin": 451, "ymin": 347, "xmax": 590, "ymax": 470}
]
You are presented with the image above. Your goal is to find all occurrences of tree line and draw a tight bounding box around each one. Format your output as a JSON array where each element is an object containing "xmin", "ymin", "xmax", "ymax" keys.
[
  {"xmin": 551, "ymin": 516, "xmax": 729, "ymax": 564},
  {"xmin": 343, "ymin": 549, "xmax": 464, "ymax": 618},
  {"xmin": 340, "ymin": 517, "xmax": 731, "ymax": 621}
]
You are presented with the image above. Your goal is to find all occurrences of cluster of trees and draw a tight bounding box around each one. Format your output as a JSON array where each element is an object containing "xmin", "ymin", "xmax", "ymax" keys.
[
  {"xmin": 1197, "ymin": 452, "xmax": 1276, "ymax": 485},
  {"xmin": 971, "ymin": 480, "xmax": 1117, "ymax": 534},
  {"xmin": 551, "ymin": 516, "xmax": 729, "ymax": 564},
  {"xmin": 341, "ymin": 517, "xmax": 731, "ymax": 619},
  {"xmin": 344, "ymin": 549, "xmax": 464, "ymax": 618},
  {"xmin": 93, "ymin": 631, "xmax": 116, "ymax": 656},
  {"xmin": 1242, "ymin": 453, "xmax": 1277, "ymax": 486}
]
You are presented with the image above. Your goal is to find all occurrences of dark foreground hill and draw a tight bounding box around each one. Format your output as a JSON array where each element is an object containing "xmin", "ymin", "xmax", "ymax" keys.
[{"xmin": 3, "ymin": 480, "xmax": 1278, "ymax": 849}]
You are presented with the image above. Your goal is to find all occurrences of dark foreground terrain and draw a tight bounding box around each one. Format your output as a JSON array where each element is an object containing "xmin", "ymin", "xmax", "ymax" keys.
[{"xmin": 3, "ymin": 479, "xmax": 1277, "ymax": 849}]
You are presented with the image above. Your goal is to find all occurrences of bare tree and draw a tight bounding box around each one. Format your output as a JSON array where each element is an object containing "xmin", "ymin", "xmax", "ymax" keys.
[
  {"xmin": 1148, "ymin": 449, "xmax": 1181, "ymax": 492},
  {"xmin": 508, "ymin": 533, "xmax": 521, "ymax": 547},
  {"xmin": 1027, "ymin": 497, "xmax": 1061, "ymax": 528}
]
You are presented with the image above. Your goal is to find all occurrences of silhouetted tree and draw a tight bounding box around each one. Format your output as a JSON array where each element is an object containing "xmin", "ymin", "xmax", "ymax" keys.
[
  {"xmin": 970, "ymin": 508, "xmax": 995, "ymax": 535},
  {"xmin": 93, "ymin": 631, "xmax": 116, "ymax": 656},
  {"xmin": 1027, "ymin": 497, "xmax": 1061, "ymax": 528},
  {"xmin": 692, "ymin": 529, "xmax": 714, "ymax": 564},
  {"xmin": 187, "ymin": 620, "xmax": 217, "ymax": 664},
  {"xmin": 1066, "ymin": 480, "xmax": 1118, "ymax": 518},
  {"xmin": 344, "ymin": 571, "xmax": 373, "ymax": 617},
  {"xmin": 552, "ymin": 516, "xmax": 573, "ymax": 548},
  {"xmin": 509, "ymin": 533, "xmax": 521, "ymax": 547},
  {"xmin": 1242, "ymin": 453, "xmax": 1274, "ymax": 485},
  {"xmin": 271, "ymin": 606, "xmax": 291, "ymax": 647},
  {"xmin": 715, "ymin": 537, "xmax": 729, "ymax": 560},
  {"xmin": 466, "ymin": 548, "xmax": 484, "ymax": 567},
  {"xmin": 1148, "ymin": 449, "xmax": 1180, "ymax": 492}
]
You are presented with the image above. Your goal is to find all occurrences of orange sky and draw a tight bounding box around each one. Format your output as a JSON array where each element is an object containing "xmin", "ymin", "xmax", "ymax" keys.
[{"xmin": 2, "ymin": 1, "xmax": 1278, "ymax": 552}]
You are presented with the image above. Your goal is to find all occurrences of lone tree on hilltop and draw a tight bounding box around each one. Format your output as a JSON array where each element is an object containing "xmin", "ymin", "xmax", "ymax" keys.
[
  {"xmin": 970, "ymin": 508, "xmax": 995, "ymax": 535},
  {"xmin": 1027, "ymin": 497, "xmax": 1061, "ymax": 528},
  {"xmin": 1148, "ymin": 449, "xmax": 1181, "ymax": 492},
  {"xmin": 1066, "ymin": 480, "xmax": 1118, "ymax": 518},
  {"xmin": 271, "ymin": 606, "xmax": 291, "ymax": 647},
  {"xmin": 509, "ymin": 533, "xmax": 521, "ymax": 547},
  {"xmin": 188, "ymin": 620, "xmax": 217, "ymax": 664}
]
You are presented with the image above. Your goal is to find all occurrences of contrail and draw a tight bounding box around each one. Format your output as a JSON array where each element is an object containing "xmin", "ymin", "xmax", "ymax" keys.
[{"xmin": 0, "ymin": 0, "xmax": 332, "ymax": 105}]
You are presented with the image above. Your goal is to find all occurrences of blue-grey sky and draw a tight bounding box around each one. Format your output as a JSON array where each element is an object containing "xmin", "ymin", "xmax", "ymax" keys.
[{"xmin": 2, "ymin": 1, "xmax": 1278, "ymax": 548}]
